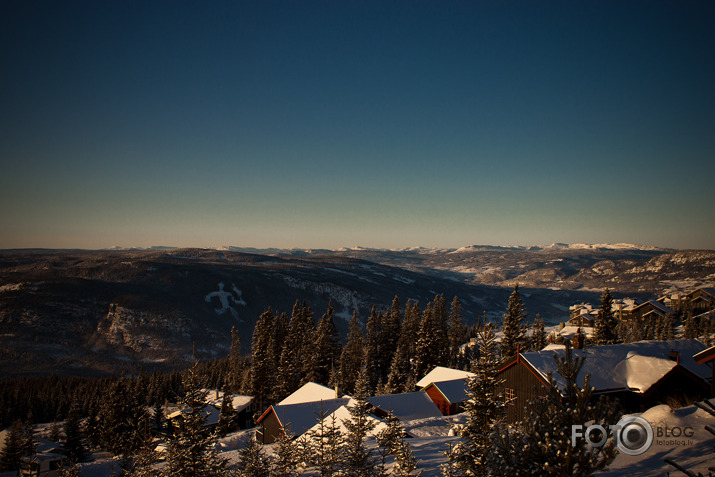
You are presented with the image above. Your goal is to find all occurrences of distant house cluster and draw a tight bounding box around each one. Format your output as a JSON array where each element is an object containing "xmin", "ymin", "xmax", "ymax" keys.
[{"xmin": 565, "ymin": 287, "xmax": 715, "ymax": 330}]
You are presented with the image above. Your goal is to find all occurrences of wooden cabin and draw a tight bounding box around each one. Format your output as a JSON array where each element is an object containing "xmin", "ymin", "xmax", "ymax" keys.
[{"xmin": 495, "ymin": 339, "xmax": 711, "ymax": 423}]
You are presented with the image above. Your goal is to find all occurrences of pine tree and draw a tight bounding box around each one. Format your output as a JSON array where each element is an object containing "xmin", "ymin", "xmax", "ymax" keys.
[
  {"xmin": 273, "ymin": 426, "xmax": 303, "ymax": 477},
  {"xmin": 594, "ymin": 288, "xmax": 619, "ymax": 345},
  {"xmin": 61, "ymin": 401, "xmax": 89, "ymax": 463},
  {"xmin": 450, "ymin": 321, "xmax": 504, "ymax": 476},
  {"xmin": 447, "ymin": 296, "xmax": 468, "ymax": 368},
  {"xmin": 99, "ymin": 377, "xmax": 147, "ymax": 456},
  {"xmin": 500, "ymin": 284, "xmax": 528, "ymax": 359},
  {"xmin": 234, "ymin": 436, "xmax": 271, "ymax": 477},
  {"xmin": 228, "ymin": 326, "xmax": 243, "ymax": 393},
  {"xmin": 0, "ymin": 420, "xmax": 25, "ymax": 472},
  {"xmin": 440, "ymin": 442, "xmax": 459, "ymax": 477},
  {"xmin": 413, "ymin": 302, "xmax": 436, "ymax": 380},
  {"xmin": 164, "ymin": 362, "xmax": 228, "ymax": 477},
  {"xmin": 310, "ymin": 301, "xmax": 342, "ymax": 385},
  {"xmin": 217, "ymin": 390, "xmax": 235, "ymax": 437},
  {"xmin": 304, "ymin": 407, "xmax": 344, "ymax": 477},
  {"xmin": 683, "ymin": 309, "xmax": 698, "ymax": 339},
  {"xmin": 151, "ymin": 403, "xmax": 165, "ymax": 435},
  {"xmin": 432, "ymin": 294, "xmax": 450, "ymax": 366},
  {"xmin": 120, "ymin": 424, "xmax": 160, "ymax": 477},
  {"xmin": 340, "ymin": 311, "xmax": 365, "ymax": 395},
  {"xmin": 342, "ymin": 373, "xmax": 379, "ymax": 477},
  {"xmin": 363, "ymin": 306, "xmax": 382, "ymax": 394},
  {"xmin": 488, "ymin": 341, "xmax": 620, "ymax": 476},
  {"xmin": 250, "ymin": 309, "xmax": 276, "ymax": 410},
  {"xmin": 377, "ymin": 411, "xmax": 420, "ymax": 476},
  {"xmin": 531, "ymin": 315, "xmax": 547, "ymax": 351}
]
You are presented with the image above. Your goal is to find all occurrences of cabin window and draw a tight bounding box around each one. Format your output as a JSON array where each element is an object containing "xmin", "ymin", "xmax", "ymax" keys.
[{"xmin": 505, "ymin": 388, "xmax": 516, "ymax": 406}]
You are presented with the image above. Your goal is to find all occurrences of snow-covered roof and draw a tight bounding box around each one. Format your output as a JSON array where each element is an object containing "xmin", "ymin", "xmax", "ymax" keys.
[
  {"xmin": 634, "ymin": 300, "xmax": 673, "ymax": 316},
  {"xmin": 518, "ymin": 339, "xmax": 709, "ymax": 394},
  {"xmin": 203, "ymin": 389, "xmax": 254, "ymax": 413},
  {"xmin": 278, "ymin": 382, "xmax": 341, "ymax": 405},
  {"xmin": 304, "ymin": 401, "xmax": 388, "ymax": 439},
  {"xmin": 558, "ymin": 325, "xmax": 594, "ymax": 338},
  {"xmin": 263, "ymin": 398, "xmax": 351, "ymax": 438},
  {"xmin": 367, "ymin": 391, "xmax": 442, "ymax": 422},
  {"xmin": 422, "ymin": 379, "xmax": 471, "ymax": 404},
  {"xmin": 416, "ymin": 366, "xmax": 475, "ymax": 388}
]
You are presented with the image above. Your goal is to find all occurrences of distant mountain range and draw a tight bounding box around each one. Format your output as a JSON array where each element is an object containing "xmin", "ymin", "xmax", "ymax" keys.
[{"xmin": 1, "ymin": 245, "xmax": 713, "ymax": 377}]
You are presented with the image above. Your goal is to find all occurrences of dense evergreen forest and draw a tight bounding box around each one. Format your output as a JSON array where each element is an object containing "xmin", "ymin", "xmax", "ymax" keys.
[{"xmin": 0, "ymin": 294, "xmax": 476, "ymax": 429}]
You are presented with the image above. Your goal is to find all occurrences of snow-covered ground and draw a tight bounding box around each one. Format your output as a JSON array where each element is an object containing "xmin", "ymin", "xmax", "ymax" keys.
[
  {"xmin": 40, "ymin": 401, "xmax": 715, "ymax": 476},
  {"xmin": 597, "ymin": 400, "xmax": 715, "ymax": 476}
]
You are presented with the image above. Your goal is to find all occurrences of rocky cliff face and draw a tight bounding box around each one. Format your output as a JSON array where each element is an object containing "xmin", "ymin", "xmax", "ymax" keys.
[{"xmin": 97, "ymin": 303, "xmax": 193, "ymax": 355}]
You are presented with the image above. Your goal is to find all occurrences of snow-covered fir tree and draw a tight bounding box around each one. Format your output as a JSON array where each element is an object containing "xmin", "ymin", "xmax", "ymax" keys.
[
  {"xmin": 0, "ymin": 420, "xmax": 25, "ymax": 472},
  {"xmin": 309, "ymin": 301, "xmax": 342, "ymax": 386},
  {"xmin": 342, "ymin": 369, "xmax": 379, "ymax": 477},
  {"xmin": 488, "ymin": 341, "xmax": 620, "ymax": 476},
  {"xmin": 234, "ymin": 436, "xmax": 271, "ymax": 477},
  {"xmin": 378, "ymin": 411, "xmax": 420, "ymax": 476},
  {"xmin": 500, "ymin": 284, "xmax": 528, "ymax": 359},
  {"xmin": 594, "ymin": 288, "xmax": 619, "ymax": 345},
  {"xmin": 61, "ymin": 400, "xmax": 89, "ymax": 463},
  {"xmin": 303, "ymin": 409, "xmax": 344, "ymax": 477},
  {"xmin": 340, "ymin": 311, "xmax": 365, "ymax": 395},
  {"xmin": 120, "ymin": 425, "xmax": 160, "ymax": 477},
  {"xmin": 250, "ymin": 309, "xmax": 276, "ymax": 411},
  {"xmin": 273, "ymin": 427, "xmax": 303, "ymax": 477},
  {"xmin": 531, "ymin": 314, "xmax": 547, "ymax": 351},
  {"xmin": 164, "ymin": 362, "xmax": 228, "ymax": 477},
  {"xmin": 450, "ymin": 320, "xmax": 504, "ymax": 476}
]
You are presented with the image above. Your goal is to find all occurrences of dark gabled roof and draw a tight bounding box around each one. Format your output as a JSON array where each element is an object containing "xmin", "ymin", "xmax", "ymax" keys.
[
  {"xmin": 367, "ymin": 391, "xmax": 442, "ymax": 421},
  {"xmin": 693, "ymin": 345, "xmax": 715, "ymax": 365}
]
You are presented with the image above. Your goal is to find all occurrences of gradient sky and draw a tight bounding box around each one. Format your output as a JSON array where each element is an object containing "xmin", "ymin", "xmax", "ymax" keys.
[{"xmin": 1, "ymin": 1, "xmax": 714, "ymax": 250}]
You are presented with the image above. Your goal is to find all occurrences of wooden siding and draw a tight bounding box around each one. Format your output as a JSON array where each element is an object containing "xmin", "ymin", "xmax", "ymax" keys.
[
  {"xmin": 496, "ymin": 360, "xmax": 549, "ymax": 423},
  {"xmin": 257, "ymin": 409, "xmax": 282, "ymax": 444},
  {"xmin": 424, "ymin": 385, "xmax": 451, "ymax": 416}
]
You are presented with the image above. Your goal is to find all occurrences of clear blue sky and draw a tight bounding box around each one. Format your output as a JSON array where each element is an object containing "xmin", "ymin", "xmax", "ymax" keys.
[{"xmin": 2, "ymin": 1, "xmax": 714, "ymax": 250}]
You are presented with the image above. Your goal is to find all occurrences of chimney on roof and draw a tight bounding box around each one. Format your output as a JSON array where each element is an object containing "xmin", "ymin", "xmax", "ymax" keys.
[
  {"xmin": 668, "ymin": 350, "xmax": 679, "ymax": 363},
  {"xmin": 335, "ymin": 383, "xmax": 342, "ymax": 399}
]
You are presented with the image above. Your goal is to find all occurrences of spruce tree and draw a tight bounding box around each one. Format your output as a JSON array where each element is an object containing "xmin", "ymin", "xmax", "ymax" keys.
[
  {"xmin": 0, "ymin": 420, "xmax": 25, "ymax": 472},
  {"xmin": 342, "ymin": 372, "xmax": 379, "ymax": 477},
  {"xmin": 228, "ymin": 326, "xmax": 243, "ymax": 393},
  {"xmin": 363, "ymin": 306, "xmax": 382, "ymax": 394},
  {"xmin": 500, "ymin": 284, "xmax": 528, "ymax": 359},
  {"xmin": 304, "ymin": 407, "xmax": 344, "ymax": 477},
  {"xmin": 164, "ymin": 362, "xmax": 228, "ymax": 477},
  {"xmin": 377, "ymin": 411, "xmax": 420, "ymax": 476},
  {"xmin": 432, "ymin": 294, "xmax": 450, "ymax": 366},
  {"xmin": 120, "ymin": 425, "xmax": 160, "ymax": 477},
  {"xmin": 234, "ymin": 436, "xmax": 271, "ymax": 477},
  {"xmin": 531, "ymin": 315, "xmax": 547, "ymax": 351},
  {"xmin": 413, "ymin": 302, "xmax": 436, "ymax": 381},
  {"xmin": 61, "ymin": 401, "xmax": 89, "ymax": 463},
  {"xmin": 447, "ymin": 296, "xmax": 468, "ymax": 368},
  {"xmin": 488, "ymin": 341, "xmax": 620, "ymax": 476},
  {"xmin": 450, "ymin": 321, "xmax": 504, "ymax": 476},
  {"xmin": 250, "ymin": 309, "xmax": 276, "ymax": 410},
  {"xmin": 273, "ymin": 426, "xmax": 303, "ymax": 477},
  {"xmin": 340, "ymin": 311, "xmax": 365, "ymax": 395},
  {"xmin": 217, "ymin": 390, "xmax": 235, "ymax": 437},
  {"xmin": 594, "ymin": 288, "xmax": 619, "ymax": 345},
  {"xmin": 311, "ymin": 301, "xmax": 342, "ymax": 385}
]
